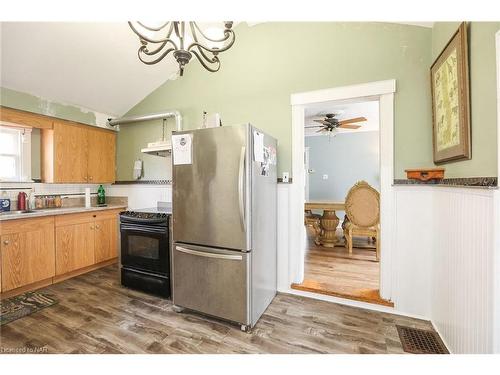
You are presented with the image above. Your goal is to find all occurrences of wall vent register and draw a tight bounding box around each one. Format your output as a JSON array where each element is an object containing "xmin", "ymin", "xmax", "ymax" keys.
[{"xmin": 396, "ymin": 325, "xmax": 449, "ymax": 354}]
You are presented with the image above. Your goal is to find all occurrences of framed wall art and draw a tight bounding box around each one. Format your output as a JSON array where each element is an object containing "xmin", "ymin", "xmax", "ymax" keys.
[{"xmin": 430, "ymin": 22, "xmax": 471, "ymax": 164}]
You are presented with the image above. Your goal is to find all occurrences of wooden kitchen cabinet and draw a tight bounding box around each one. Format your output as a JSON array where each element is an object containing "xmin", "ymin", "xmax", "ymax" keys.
[
  {"xmin": 55, "ymin": 222, "xmax": 95, "ymax": 275},
  {"xmin": 42, "ymin": 120, "xmax": 116, "ymax": 183},
  {"xmin": 53, "ymin": 121, "xmax": 88, "ymax": 183},
  {"xmin": 55, "ymin": 210, "xmax": 120, "ymax": 275},
  {"xmin": 94, "ymin": 216, "xmax": 118, "ymax": 263},
  {"xmin": 0, "ymin": 209, "xmax": 122, "ymax": 298},
  {"xmin": 87, "ymin": 126, "xmax": 116, "ymax": 184},
  {"xmin": 0, "ymin": 217, "xmax": 55, "ymax": 292}
]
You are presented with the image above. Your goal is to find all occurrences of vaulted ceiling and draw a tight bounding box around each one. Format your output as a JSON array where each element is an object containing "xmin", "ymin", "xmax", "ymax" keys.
[{"xmin": 0, "ymin": 22, "xmax": 179, "ymax": 116}]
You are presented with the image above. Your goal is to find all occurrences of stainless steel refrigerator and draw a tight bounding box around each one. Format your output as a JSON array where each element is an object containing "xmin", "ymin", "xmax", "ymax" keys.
[{"xmin": 171, "ymin": 123, "xmax": 277, "ymax": 331}]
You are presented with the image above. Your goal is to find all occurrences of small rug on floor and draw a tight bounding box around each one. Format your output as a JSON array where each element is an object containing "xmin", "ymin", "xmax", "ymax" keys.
[{"xmin": 1, "ymin": 292, "xmax": 58, "ymax": 326}]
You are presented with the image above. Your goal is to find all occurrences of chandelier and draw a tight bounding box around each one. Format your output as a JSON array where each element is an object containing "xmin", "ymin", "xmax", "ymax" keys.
[{"xmin": 128, "ymin": 21, "xmax": 235, "ymax": 76}]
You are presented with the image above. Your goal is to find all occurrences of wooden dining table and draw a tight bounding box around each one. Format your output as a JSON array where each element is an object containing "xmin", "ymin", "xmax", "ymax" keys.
[{"xmin": 305, "ymin": 201, "xmax": 346, "ymax": 247}]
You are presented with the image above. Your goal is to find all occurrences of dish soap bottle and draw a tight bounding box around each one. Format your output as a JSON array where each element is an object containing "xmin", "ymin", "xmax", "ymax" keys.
[{"xmin": 97, "ymin": 185, "xmax": 106, "ymax": 205}]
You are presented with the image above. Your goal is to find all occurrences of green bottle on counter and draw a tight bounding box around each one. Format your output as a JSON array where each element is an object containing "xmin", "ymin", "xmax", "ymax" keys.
[{"xmin": 97, "ymin": 185, "xmax": 105, "ymax": 205}]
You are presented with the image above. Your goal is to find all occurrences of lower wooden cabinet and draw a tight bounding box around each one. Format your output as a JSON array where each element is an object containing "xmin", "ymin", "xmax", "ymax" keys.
[
  {"xmin": 55, "ymin": 210, "xmax": 120, "ymax": 276},
  {"xmin": 56, "ymin": 222, "xmax": 95, "ymax": 275},
  {"xmin": 0, "ymin": 217, "xmax": 55, "ymax": 292},
  {"xmin": 1, "ymin": 208, "xmax": 122, "ymax": 297},
  {"xmin": 94, "ymin": 217, "xmax": 118, "ymax": 263}
]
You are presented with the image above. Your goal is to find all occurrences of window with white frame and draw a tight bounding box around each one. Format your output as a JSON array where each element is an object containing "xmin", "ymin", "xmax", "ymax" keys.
[{"xmin": 0, "ymin": 126, "xmax": 32, "ymax": 182}]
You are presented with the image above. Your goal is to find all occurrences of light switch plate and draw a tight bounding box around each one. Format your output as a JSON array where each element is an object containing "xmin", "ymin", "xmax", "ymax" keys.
[{"xmin": 282, "ymin": 172, "xmax": 289, "ymax": 183}]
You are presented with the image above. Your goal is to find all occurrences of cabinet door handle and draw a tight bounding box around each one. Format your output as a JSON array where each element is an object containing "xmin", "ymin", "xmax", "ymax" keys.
[
  {"xmin": 90, "ymin": 225, "xmax": 94, "ymax": 230},
  {"xmin": 95, "ymin": 224, "xmax": 100, "ymax": 229},
  {"xmin": 3, "ymin": 240, "xmax": 9, "ymax": 245},
  {"xmin": 89, "ymin": 176, "xmax": 93, "ymax": 181},
  {"xmin": 84, "ymin": 176, "xmax": 88, "ymax": 181}
]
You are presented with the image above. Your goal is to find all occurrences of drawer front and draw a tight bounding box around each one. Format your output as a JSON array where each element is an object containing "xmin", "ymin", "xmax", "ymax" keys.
[
  {"xmin": 55, "ymin": 209, "xmax": 122, "ymax": 227},
  {"xmin": 0, "ymin": 216, "xmax": 54, "ymax": 235},
  {"xmin": 56, "ymin": 212, "xmax": 95, "ymax": 227},
  {"xmin": 172, "ymin": 243, "xmax": 250, "ymax": 325}
]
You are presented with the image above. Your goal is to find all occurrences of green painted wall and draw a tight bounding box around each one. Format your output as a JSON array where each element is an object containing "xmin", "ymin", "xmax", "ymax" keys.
[
  {"xmin": 118, "ymin": 22, "xmax": 433, "ymax": 180},
  {"xmin": 0, "ymin": 87, "xmax": 103, "ymax": 126},
  {"xmin": 431, "ymin": 22, "xmax": 500, "ymax": 177}
]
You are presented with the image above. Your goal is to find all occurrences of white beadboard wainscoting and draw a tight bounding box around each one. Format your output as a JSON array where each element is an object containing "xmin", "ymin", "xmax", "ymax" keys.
[
  {"xmin": 431, "ymin": 187, "xmax": 497, "ymax": 354},
  {"xmin": 391, "ymin": 186, "xmax": 497, "ymax": 353},
  {"xmin": 392, "ymin": 187, "xmax": 433, "ymax": 318}
]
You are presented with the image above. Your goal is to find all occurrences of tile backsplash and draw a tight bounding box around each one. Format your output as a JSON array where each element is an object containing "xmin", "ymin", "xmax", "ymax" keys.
[
  {"xmin": 0, "ymin": 182, "xmax": 170, "ymax": 210},
  {"xmin": 0, "ymin": 182, "xmax": 108, "ymax": 200}
]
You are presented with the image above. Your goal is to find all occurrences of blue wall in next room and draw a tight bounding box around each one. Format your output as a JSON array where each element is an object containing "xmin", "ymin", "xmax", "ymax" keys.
[{"xmin": 306, "ymin": 131, "xmax": 380, "ymax": 220}]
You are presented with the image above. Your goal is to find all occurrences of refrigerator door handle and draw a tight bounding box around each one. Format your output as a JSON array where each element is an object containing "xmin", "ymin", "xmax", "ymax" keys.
[
  {"xmin": 238, "ymin": 146, "xmax": 246, "ymax": 232},
  {"xmin": 176, "ymin": 246, "xmax": 243, "ymax": 261}
]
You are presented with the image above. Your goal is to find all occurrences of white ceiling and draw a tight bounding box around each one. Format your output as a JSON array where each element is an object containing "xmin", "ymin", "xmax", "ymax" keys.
[
  {"xmin": 0, "ymin": 22, "xmax": 179, "ymax": 116},
  {"xmin": 305, "ymin": 99, "xmax": 379, "ymax": 137}
]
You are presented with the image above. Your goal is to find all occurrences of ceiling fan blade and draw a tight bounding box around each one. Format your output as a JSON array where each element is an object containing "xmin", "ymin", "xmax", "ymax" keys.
[
  {"xmin": 339, "ymin": 117, "xmax": 367, "ymax": 125},
  {"xmin": 305, "ymin": 125, "xmax": 323, "ymax": 128},
  {"xmin": 316, "ymin": 128, "xmax": 326, "ymax": 133},
  {"xmin": 338, "ymin": 124, "xmax": 361, "ymax": 129},
  {"xmin": 314, "ymin": 119, "xmax": 331, "ymax": 125}
]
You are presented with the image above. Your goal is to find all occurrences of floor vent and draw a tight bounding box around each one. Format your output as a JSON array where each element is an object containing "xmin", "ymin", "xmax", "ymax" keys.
[{"xmin": 396, "ymin": 325, "xmax": 449, "ymax": 354}]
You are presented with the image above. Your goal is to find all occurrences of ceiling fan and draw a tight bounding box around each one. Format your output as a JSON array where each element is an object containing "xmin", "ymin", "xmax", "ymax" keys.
[{"xmin": 305, "ymin": 113, "xmax": 367, "ymax": 133}]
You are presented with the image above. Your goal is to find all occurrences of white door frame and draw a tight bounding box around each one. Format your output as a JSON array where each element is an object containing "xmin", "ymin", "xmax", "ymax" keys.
[
  {"xmin": 304, "ymin": 147, "xmax": 310, "ymax": 201},
  {"xmin": 289, "ymin": 79, "xmax": 396, "ymax": 301}
]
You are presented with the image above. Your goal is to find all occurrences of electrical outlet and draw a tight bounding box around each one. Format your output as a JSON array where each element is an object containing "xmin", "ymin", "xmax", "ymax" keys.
[
  {"xmin": 322, "ymin": 174, "xmax": 328, "ymax": 180},
  {"xmin": 282, "ymin": 172, "xmax": 289, "ymax": 183}
]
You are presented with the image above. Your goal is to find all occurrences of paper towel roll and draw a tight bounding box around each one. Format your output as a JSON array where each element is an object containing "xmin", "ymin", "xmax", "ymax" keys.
[{"xmin": 85, "ymin": 188, "xmax": 91, "ymax": 208}]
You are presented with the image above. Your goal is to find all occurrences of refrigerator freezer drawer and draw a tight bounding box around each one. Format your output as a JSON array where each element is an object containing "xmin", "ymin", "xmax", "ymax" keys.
[{"xmin": 172, "ymin": 243, "xmax": 250, "ymax": 325}]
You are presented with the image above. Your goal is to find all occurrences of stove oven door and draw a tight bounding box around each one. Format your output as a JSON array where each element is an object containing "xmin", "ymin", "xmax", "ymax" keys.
[{"xmin": 120, "ymin": 222, "xmax": 169, "ymax": 275}]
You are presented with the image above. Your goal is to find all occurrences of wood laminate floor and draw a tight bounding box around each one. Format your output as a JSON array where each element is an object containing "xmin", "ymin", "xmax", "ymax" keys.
[
  {"xmin": 292, "ymin": 227, "xmax": 391, "ymax": 306},
  {"xmin": 0, "ymin": 264, "xmax": 435, "ymax": 354}
]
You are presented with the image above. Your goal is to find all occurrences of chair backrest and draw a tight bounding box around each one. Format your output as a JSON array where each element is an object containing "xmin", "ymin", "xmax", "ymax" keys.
[{"xmin": 345, "ymin": 181, "xmax": 380, "ymax": 228}]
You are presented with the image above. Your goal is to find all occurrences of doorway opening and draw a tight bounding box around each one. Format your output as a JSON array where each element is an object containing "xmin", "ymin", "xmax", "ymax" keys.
[
  {"xmin": 288, "ymin": 80, "xmax": 396, "ymax": 307},
  {"xmin": 292, "ymin": 98, "xmax": 390, "ymax": 306}
]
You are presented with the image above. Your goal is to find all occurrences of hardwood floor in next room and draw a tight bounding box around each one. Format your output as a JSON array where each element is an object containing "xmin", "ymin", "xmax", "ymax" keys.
[
  {"xmin": 292, "ymin": 227, "xmax": 391, "ymax": 306},
  {"xmin": 0, "ymin": 264, "xmax": 435, "ymax": 354}
]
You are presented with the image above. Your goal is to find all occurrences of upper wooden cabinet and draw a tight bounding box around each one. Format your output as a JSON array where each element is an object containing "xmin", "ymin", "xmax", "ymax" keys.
[
  {"xmin": 42, "ymin": 120, "xmax": 116, "ymax": 183},
  {"xmin": 87, "ymin": 126, "xmax": 116, "ymax": 184}
]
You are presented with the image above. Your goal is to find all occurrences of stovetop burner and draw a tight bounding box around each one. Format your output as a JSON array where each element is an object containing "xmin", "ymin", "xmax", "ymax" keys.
[
  {"xmin": 120, "ymin": 204, "xmax": 172, "ymax": 225},
  {"xmin": 121, "ymin": 211, "xmax": 169, "ymax": 219}
]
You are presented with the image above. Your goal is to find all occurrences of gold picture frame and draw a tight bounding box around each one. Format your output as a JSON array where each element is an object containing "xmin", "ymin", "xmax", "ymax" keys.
[{"xmin": 430, "ymin": 22, "xmax": 471, "ymax": 164}]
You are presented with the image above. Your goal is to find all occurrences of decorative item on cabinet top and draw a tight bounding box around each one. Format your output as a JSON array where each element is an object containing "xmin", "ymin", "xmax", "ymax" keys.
[{"xmin": 405, "ymin": 168, "xmax": 445, "ymax": 182}]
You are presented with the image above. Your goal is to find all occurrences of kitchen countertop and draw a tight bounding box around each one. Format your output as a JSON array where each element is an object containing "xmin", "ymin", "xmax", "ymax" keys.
[{"xmin": 0, "ymin": 204, "xmax": 127, "ymax": 221}]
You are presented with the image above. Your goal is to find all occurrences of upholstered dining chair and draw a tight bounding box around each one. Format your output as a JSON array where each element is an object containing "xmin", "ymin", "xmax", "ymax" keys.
[{"xmin": 343, "ymin": 181, "xmax": 380, "ymax": 260}]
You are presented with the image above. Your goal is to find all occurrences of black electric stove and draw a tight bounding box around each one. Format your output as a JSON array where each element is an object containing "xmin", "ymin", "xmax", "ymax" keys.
[{"xmin": 119, "ymin": 203, "xmax": 172, "ymax": 298}]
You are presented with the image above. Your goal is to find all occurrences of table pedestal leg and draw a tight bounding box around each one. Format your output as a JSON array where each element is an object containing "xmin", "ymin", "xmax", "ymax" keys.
[{"xmin": 319, "ymin": 210, "xmax": 339, "ymax": 248}]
